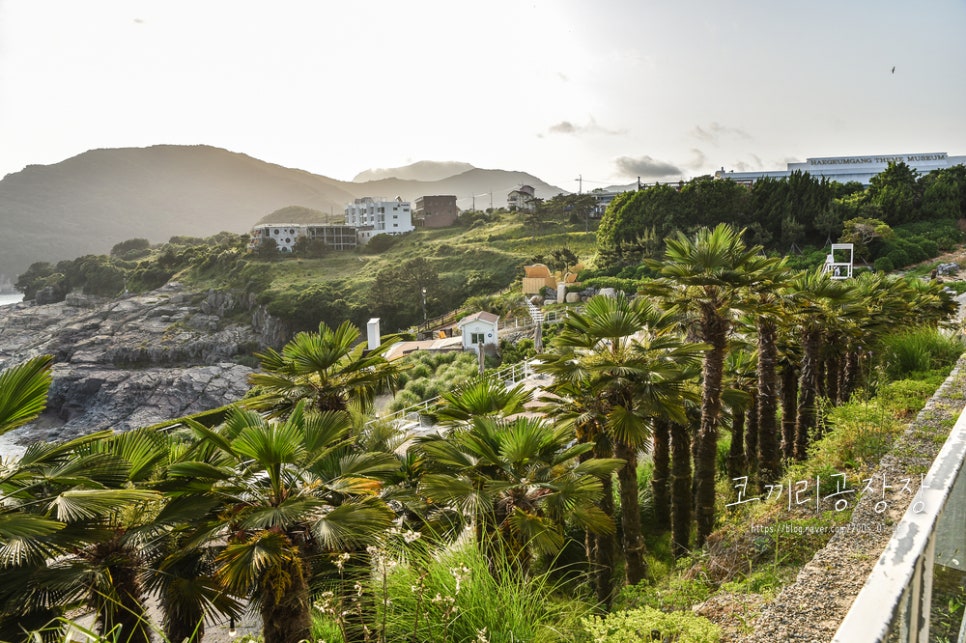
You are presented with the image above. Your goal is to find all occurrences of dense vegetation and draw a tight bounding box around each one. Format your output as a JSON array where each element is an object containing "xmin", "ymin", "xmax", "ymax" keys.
[
  {"xmin": 592, "ymin": 162, "xmax": 966, "ymax": 279},
  {"xmin": 14, "ymin": 206, "xmax": 596, "ymax": 335},
  {"xmin": 3, "ymin": 217, "xmax": 964, "ymax": 642},
  {"xmin": 5, "ymin": 163, "xmax": 966, "ymax": 641}
]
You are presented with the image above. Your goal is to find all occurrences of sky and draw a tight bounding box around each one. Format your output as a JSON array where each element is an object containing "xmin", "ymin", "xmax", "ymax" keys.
[{"xmin": 1, "ymin": 0, "xmax": 965, "ymax": 192}]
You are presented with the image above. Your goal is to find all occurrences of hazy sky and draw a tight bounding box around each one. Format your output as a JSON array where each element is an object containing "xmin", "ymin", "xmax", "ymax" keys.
[{"xmin": 1, "ymin": 0, "xmax": 965, "ymax": 191}]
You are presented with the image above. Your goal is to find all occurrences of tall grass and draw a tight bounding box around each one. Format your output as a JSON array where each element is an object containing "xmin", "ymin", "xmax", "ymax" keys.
[
  {"xmin": 878, "ymin": 329, "xmax": 964, "ymax": 382},
  {"xmin": 372, "ymin": 543, "xmax": 589, "ymax": 643}
]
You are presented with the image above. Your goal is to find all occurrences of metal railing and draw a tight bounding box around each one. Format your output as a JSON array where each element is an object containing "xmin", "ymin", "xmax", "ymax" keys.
[{"xmin": 833, "ymin": 399, "xmax": 966, "ymax": 642}]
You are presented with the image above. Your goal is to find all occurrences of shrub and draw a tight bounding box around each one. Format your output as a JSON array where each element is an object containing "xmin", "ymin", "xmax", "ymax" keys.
[
  {"xmin": 879, "ymin": 377, "xmax": 947, "ymax": 418},
  {"xmin": 581, "ymin": 606, "xmax": 721, "ymax": 643},
  {"xmin": 873, "ymin": 257, "xmax": 894, "ymax": 273},
  {"xmin": 364, "ymin": 234, "xmax": 399, "ymax": 253},
  {"xmin": 378, "ymin": 544, "xmax": 586, "ymax": 642},
  {"xmin": 878, "ymin": 329, "xmax": 964, "ymax": 381},
  {"xmin": 915, "ymin": 238, "xmax": 939, "ymax": 259},
  {"xmin": 388, "ymin": 351, "xmax": 479, "ymax": 412},
  {"xmin": 886, "ymin": 248, "xmax": 909, "ymax": 269},
  {"xmin": 807, "ymin": 399, "xmax": 903, "ymax": 471},
  {"xmin": 614, "ymin": 572, "xmax": 714, "ymax": 612},
  {"xmin": 110, "ymin": 238, "xmax": 151, "ymax": 257}
]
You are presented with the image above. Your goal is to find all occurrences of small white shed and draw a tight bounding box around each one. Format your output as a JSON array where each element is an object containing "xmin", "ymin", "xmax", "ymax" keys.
[{"xmin": 458, "ymin": 311, "xmax": 500, "ymax": 354}]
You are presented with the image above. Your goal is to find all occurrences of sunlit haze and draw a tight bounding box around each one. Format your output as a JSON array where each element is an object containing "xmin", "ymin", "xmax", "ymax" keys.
[{"xmin": 1, "ymin": 0, "xmax": 964, "ymax": 190}]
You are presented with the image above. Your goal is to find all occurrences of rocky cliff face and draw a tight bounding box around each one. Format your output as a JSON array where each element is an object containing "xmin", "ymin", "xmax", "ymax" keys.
[{"xmin": 0, "ymin": 283, "xmax": 283, "ymax": 445}]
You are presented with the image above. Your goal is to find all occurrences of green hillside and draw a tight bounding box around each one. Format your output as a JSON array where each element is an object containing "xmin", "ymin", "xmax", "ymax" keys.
[{"xmin": 15, "ymin": 209, "xmax": 599, "ymax": 337}]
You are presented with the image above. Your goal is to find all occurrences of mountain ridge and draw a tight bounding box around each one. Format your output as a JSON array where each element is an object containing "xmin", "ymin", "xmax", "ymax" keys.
[{"xmin": 0, "ymin": 145, "xmax": 566, "ymax": 281}]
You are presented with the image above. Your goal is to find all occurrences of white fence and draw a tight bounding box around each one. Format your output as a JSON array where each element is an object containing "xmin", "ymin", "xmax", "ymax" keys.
[{"xmin": 833, "ymin": 400, "xmax": 966, "ymax": 642}]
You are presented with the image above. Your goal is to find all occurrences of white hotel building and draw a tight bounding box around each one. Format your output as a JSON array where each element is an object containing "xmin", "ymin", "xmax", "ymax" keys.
[
  {"xmin": 344, "ymin": 197, "xmax": 415, "ymax": 244},
  {"xmin": 715, "ymin": 152, "xmax": 966, "ymax": 186}
]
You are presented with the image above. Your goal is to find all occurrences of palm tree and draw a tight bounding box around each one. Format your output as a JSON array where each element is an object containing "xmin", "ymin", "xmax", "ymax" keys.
[
  {"xmin": 430, "ymin": 372, "xmax": 533, "ymax": 427},
  {"xmin": 0, "ymin": 358, "xmax": 163, "ymax": 641},
  {"xmin": 723, "ymin": 345, "xmax": 756, "ymax": 481},
  {"xmin": 650, "ymin": 417, "xmax": 671, "ymax": 532},
  {"xmin": 788, "ymin": 269, "xmax": 852, "ymax": 460},
  {"xmin": 416, "ymin": 415, "xmax": 621, "ymax": 575},
  {"xmin": 249, "ymin": 320, "xmax": 404, "ymax": 415},
  {"xmin": 536, "ymin": 378, "xmax": 619, "ymax": 604},
  {"xmin": 538, "ymin": 293, "xmax": 702, "ymax": 585},
  {"xmin": 741, "ymin": 256, "xmax": 793, "ymax": 489},
  {"xmin": 170, "ymin": 402, "xmax": 396, "ymax": 643},
  {"xmin": 647, "ymin": 223, "xmax": 769, "ymax": 547}
]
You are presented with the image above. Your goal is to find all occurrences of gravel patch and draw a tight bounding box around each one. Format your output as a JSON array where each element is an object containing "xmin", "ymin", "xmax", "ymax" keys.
[{"xmin": 738, "ymin": 357, "xmax": 966, "ymax": 642}]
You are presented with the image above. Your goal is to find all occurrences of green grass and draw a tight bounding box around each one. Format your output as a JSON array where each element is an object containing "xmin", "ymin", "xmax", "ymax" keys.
[{"xmin": 373, "ymin": 542, "xmax": 590, "ymax": 643}]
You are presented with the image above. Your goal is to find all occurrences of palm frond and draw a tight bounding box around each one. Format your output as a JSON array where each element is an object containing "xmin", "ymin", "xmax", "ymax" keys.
[{"xmin": 0, "ymin": 355, "xmax": 53, "ymax": 436}]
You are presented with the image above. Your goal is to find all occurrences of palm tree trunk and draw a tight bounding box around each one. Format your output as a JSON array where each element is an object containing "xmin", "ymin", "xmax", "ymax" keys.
[
  {"xmin": 727, "ymin": 409, "xmax": 747, "ymax": 481},
  {"xmin": 695, "ymin": 313, "xmax": 728, "ymax": 547},
  {"xmin": 669, "ymin": 421, "xmax": 692, "ymax": 558},
  {"xmin": 796, "ymin": 328, "xmax": 822, "ymax": 460},
  {"xmin": 780, "ymin": 360, "xmax": 798, "ymax": 461},
  {"xmin": 614, "ymin": 441, "xmax": 646, "ymax": 586},
  {"xmin": 756, "ymin": 318, "xmax": 781, "ymax": 490},
  {"xmin": 89, "ymin": 536, "xmax": 152, "ymax": 643},
  {"xmin": 261, "ymin": 553, "xmax": 312, "ymax": 643},
  {"xmin": 825, "ymin": 352, "xmax": 840, "ymax": 406},
  {"xmin": 745, "ymin": 390, "xmax": 759, "ymax": 478},
  {"xmin": 592, "ymin": 471, "xmax": 617, "ymax": 606},
  {"xmin": 651, "ymin": 419, "xmax": 671, "ymax": 532},
  {"xmin": 842, "ymin": 350, "xmax": 860, "ymax": 402}
]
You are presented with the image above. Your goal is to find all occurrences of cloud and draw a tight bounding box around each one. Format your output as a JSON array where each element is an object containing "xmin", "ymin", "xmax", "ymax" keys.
[
  {"xmin": 685, "ymin": 148, "xmax": 707, "ymax": 170},
  {"xmin": 615, "ymin": 155, "xmax": 682, "ymax": 179},
  {"xmin": 545, "ymin": 117, "xmax": 626, "ymax": 137},
  {"xmin": 549, "ymin": 121, "xmax": 578, "ymax": 134},
  {"xmin": 691, "ymin": 122, "xmax": 752, "ymax": 144}
]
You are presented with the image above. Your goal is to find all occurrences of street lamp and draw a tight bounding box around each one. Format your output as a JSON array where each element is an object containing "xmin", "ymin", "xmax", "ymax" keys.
[{"xmin": 421, "ymin": 287, "xmax": 427, "ymax": 322}]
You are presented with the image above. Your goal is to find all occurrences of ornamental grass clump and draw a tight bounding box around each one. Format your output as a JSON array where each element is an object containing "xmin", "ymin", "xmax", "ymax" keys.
[{"xmin": 375, "ymin": 543, "xmax": 588, "ymax": 643}]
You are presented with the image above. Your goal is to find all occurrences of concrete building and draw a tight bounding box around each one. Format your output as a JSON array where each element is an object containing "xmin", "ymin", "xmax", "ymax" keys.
[
  {"xmin": 414, "ymin": 195, "xmax": 459, "ymax": 228},
  {"xmin": 248, "ymin": 223, "xmax": 358, "ymax": 252},
  {"xmin": 507, "ymin": 185, "xmax": 536, "ymax": 212},
  {"xmin": 715, "ymin": 152, "xmax": 966, "ymax": 187},
  {"xmin": 345, "ymin": 197, "xmax": 415, "ymax": 244},
  {"xmin": 248, "ymin": 224, "xmax": 303, "ymax": 252},
  {"xmin": 303, "ymin": 224, "xmax": 358, "ymax": 251},
  {"xmin": 457, "ymin": 311, "xmax": 499, "ymax": 354}
]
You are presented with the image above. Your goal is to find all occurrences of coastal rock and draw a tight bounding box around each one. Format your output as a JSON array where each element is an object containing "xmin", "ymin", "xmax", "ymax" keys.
[{"xmin": 0, "ymin": 283, "xmax": 284, "ymax": 445}]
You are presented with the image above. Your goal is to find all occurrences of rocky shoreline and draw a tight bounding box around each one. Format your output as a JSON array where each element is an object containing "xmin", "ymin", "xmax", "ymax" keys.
[{"xmin": 0, "ymin": 283, "xmax": 287, "ymax": 452}]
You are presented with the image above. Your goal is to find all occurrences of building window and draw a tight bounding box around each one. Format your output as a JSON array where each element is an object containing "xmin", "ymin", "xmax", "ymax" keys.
[{"xmin": 471, "ymin": 332, "xmax": 485, "ymax": 344}]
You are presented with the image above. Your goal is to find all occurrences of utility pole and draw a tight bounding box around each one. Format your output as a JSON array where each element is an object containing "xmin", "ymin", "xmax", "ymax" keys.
[{"xmin": 575, "ymin": 174, "xmax": 582, "ymax": 194}]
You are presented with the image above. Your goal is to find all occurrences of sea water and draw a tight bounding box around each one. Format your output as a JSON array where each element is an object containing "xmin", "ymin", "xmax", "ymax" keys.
[{"xmin": 0, "ymin": 292, "xmax": 24, "ymax": 306}]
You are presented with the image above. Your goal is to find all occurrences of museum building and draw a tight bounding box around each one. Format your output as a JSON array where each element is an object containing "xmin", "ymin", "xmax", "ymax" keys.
[{"xmin": 715, "ymin": 152, "xmax": 966, "ymax": 186}]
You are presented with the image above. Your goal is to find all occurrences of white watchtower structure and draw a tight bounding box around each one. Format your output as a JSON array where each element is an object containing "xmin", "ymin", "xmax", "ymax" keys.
[{"xmin": 823, "ymin": 243, "xmax": 854, "ymax": 280}]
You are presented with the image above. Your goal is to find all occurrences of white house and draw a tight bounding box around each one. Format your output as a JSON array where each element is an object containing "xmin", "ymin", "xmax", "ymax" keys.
[
  {"xmin": 458, "ymin": 311, "xmax": 499, "ymax": 354},
  {"xmin": 248, "ymin": 224, "xmax": 303, "ymax": 252},
  {"xmin": 344, "ymin": 196, "xmax": 415, "ymax": 245},
  {"xmin": 507, "ymin": 185, "xmax": 536, "ymax": 213}
]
